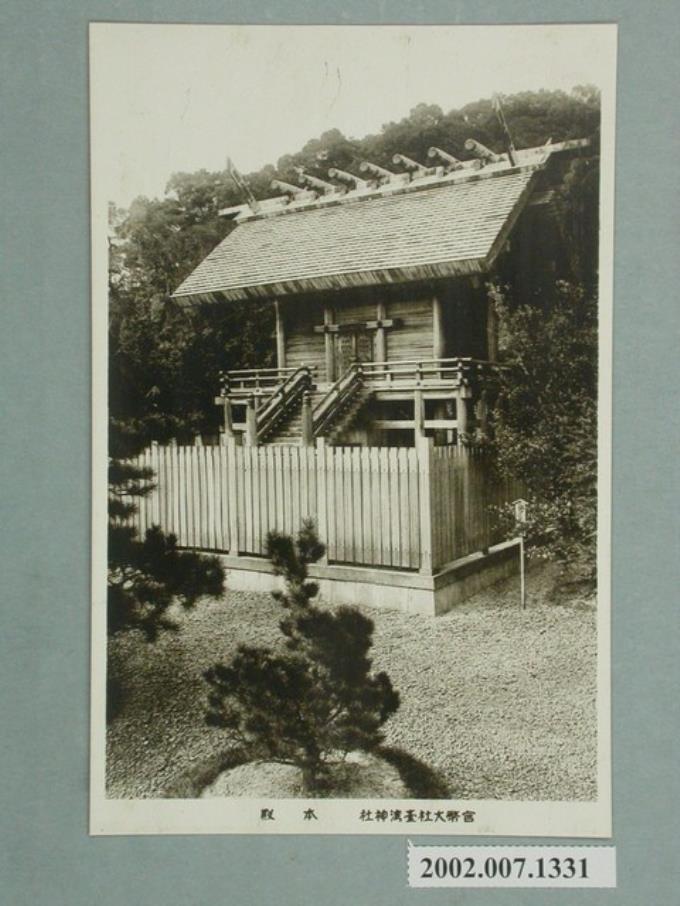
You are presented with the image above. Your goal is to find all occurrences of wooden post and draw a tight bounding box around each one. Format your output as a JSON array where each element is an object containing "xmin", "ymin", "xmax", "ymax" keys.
[
  {"xmin": 487, "ymin": 295, "xmax": 499, "ymax": 362},
  {"xmin": 301, "ymin": 390, "xmax": 314, "ymax": 447},
  {"xmin": 315, "ymin": 437, "xmax": 329, "ymax": 563},
  {"xmin": 245, "ymin": 396, "xmax": 258, "ymax": 446},
  {"xmin": 416, "ymin": 436, "xmax": 435, "ymax": 575},
  {"xmin": 226, "ymin": 437, "xmax": 240, "ymax": 557},
  {"xmin": 432, "ymin": 295, "xmax": 445, "ymax": 360},
  {"xmin": 222, "ymin": 397, "xmax": 234, "ymax": 440},
  {"xmin": 215, "ymin": 395, "xmax": 234, "ymax": 442},
  {"xmin": 476, "ymin": 392, "xmax": 489, "ymax": 437},
  {"xmin": 375, "ymin": 301, "xmax": 387, "ymax": 363},
  {"xmin": 323, "ymin": 305, "xmax": 334, "ymax": 382},
  {"xmin": 414, "ymin": 388, "xmax": 425, "ymax": 441},
  {"xmin": 456, "ymin": 389, "xmax": 469, "ymax": 443},
  {"xmin": 150, "ymin": 440, "xmax": 160, "ymax": 526},
  {"xmin": 275, "ymin": 299, "xmax": 286, "ymax": 369}
]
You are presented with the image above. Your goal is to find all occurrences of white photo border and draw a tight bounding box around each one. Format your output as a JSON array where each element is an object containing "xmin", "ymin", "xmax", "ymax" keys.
[{"xmin": 90, "ymin": 21, "xmax": 616, "ymax": 837}]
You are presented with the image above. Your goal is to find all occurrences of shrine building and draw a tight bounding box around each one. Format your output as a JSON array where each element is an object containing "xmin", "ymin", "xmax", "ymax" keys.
[
  {"xmin": 174, "ymin": 137, "xmax": 589, "ymax": 449},
  {"xmin": 131, "ymin": 135, "xmax": 591, "ymax": 615}
]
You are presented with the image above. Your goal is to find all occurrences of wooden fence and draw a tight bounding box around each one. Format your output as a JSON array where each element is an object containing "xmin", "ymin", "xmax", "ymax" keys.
[{"xmin": 131, "ymin": 441, "xmax": 521, "ymax": 573}]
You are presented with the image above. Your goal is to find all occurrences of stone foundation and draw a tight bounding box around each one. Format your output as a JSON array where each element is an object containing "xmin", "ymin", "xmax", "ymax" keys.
[{"xmin": 216, "ymin": 539, "xmax": 520, "ymax": 616}]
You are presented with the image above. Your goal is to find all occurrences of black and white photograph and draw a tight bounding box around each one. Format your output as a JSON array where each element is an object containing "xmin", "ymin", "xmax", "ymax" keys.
[{"xmin": 90, "ymin": 23, "xmax": 616, "ymax": 835}]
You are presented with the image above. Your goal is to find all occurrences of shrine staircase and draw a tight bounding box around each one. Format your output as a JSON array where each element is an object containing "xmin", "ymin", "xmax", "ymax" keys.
[
  {"xmin": 259, "ymin": 363, "xmax": 369, "ymax": 445},
  {"xmin": 312, "ymin": 362, "xmax": 367, "ymax": 443},
  {"xmin": 322, "ymin": 388, "xmax": 371, "ymax": 444},
  {"xmin": 262, "ymin": 388, "xmax": 326, "ymax": 444}
]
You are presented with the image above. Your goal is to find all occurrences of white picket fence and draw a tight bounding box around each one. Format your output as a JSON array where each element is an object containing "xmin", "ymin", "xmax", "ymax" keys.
[{"xmin": 132, "ymin": 441, "xmax": 521, "ymax": 573}]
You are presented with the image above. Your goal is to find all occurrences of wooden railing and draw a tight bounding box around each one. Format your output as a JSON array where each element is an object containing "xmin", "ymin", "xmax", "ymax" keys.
[
  {"xmin": 219, "ymin": 366, "xmax": 303, "ymax": 398},
  {"xmin": 309, "ymin": 357, "xmax": 500, "ymax": 438},
  {"xmin": 216, "ymin": 365, "xmax": 317, "ymax": 442},
  {"xmin": 256, "ymin": 366, "xmax": 313, "ymax": 439},
  {"xmin": 312, "ymin": 363, "xmax": 364, "ymax": 437},
  {"xmin": 360, "ymin": 357, "xmax": 501, "ymax": 389}
]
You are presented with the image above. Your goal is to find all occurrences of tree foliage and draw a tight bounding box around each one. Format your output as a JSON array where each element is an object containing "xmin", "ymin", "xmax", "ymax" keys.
[
  {"xmin": 204, "ymin": 522, "xmax": 399, "ymax": 791},
  {"xmin": 278, "ymin": 89, "xmax": 599, "ymax": 180},
  {"xmin": 489, "ymin": 281, "xmax": 598, "ymax": 584},
  {"xmin": 109, "ymin": 179, "xmax": 274, "ymax": 440}
]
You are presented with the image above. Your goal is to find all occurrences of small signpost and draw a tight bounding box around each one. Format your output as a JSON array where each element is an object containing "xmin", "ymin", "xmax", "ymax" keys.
[{"xmin": 512, "ymin": 498, "xmax": 528, "ymax": 609}]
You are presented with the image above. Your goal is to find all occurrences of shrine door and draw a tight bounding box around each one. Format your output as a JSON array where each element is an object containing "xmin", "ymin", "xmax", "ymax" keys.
[{"xmin": 334, "ymin": 329, "xmax": 374, "ymax": 377}]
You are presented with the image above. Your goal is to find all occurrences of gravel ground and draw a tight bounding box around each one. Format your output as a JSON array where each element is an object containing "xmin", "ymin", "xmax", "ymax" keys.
[{"xmin": 106, "ymin": 563, "xmax": 597, "ymax": 800}]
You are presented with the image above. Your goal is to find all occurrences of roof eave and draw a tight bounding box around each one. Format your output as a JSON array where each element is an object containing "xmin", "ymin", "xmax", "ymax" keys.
[
  {"xmin": 484, "ymin": 167, "xmax": 542, "ymax": 270},
  {"xmin": 172, "ymin": 258, "xmax": 488, "ymax": 304}
]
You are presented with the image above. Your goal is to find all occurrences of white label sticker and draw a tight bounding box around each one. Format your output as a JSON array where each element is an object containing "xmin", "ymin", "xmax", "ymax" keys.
[{"xmin": 408, "ymin": 844, "xmax": 616, "ymax": 888}]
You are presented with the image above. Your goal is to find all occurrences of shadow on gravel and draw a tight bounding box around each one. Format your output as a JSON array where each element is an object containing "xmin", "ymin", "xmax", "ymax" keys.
[
  {"xmin": 163, "ymin": 748, "xmax": 248, "ymax": 799},
  {"xmin": 106, "ymin": 674, "xmax": 125, "ymax": 723},
  {"xmin": 164, "ymin": 745, "xmax": 452, "ymax": 800},
  {"xmin": 376, "ymin": 745, "xmax": 451, "ymax": 798}
]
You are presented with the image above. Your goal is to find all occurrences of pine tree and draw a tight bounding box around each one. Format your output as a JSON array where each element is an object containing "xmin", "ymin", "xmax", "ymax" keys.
[
  {"xmin": 107, "ymin": 419, "xmax": 224, "ymax": 641},
  {"xmin": 204, "ymin": 521, "xmax": 399, "ymax": 792}
]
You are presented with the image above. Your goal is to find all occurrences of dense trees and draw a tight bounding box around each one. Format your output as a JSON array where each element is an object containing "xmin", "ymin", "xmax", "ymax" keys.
[
  {"xmin": 109, "ymin": 87, "xmax": 600, "ymax": 439},
  {"xmin": 485, "ymin": 100, "xmax": 599, "ymax": 585},
  {"xmin": 278, "ymin": 89, "xmax": 599, "ymax": 181},
  {"xmin": 109, "ymin": 182, "xmax": 274, "ymax": 442},
  {"xmin": 489, "ymin": 281, "xmax": 598, "ymax": 584}
]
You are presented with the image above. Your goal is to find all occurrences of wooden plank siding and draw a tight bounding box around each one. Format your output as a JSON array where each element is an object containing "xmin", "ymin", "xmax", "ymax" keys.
[
  {"xmin": 334, "ymin": 301, "xmax": 377, "ymax": 327},
  {"xmin": 129, "ymin": 442, "xmax": 521, "ymax": 572},
  {"xmin": 282, "ymin": 301, "xmax": 326, "ymax": 377},
  {"xmin": 386, "ymin": 297, "xmax": 434, "ymax": 361},
  {"xmin": 283, "ymin": 292, "xmax": 439, "ymax": 380}
]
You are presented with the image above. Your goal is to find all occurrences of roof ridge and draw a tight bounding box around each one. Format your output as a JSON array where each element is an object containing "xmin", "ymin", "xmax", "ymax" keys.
[{"xmin": 220, "ymin": 138, "xmax": 589, "ymax": 225}]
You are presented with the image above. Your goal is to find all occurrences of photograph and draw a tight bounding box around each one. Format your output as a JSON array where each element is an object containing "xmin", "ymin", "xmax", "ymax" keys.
[{"xmin": 90, "ymin": 22, "xmax": 616, "ymax": 835}]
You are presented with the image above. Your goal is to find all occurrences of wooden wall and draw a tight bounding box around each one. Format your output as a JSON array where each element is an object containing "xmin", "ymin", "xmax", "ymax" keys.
[
  {"xmin": 334, "ymin": 299, "xmax": 376, "ymax": 326},
  {"xmin": 385, "ymin": 296, "xmax": 434, "ymax": 361},
  {"xmin": 283, "ymin": 301, "xmax": 326, "ymax": 375},
  {"xmin": 281, "ymin": 277, "xmax": 494, "ymax": 380}
]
